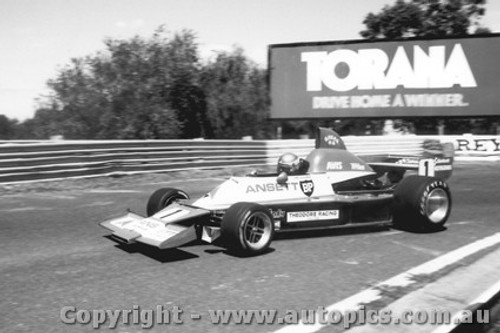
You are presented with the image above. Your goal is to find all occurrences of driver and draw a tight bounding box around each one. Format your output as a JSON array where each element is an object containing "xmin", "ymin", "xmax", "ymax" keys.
[{"xmin": 277, "ymin": 153, "xmax": 309, "ymax": 175}]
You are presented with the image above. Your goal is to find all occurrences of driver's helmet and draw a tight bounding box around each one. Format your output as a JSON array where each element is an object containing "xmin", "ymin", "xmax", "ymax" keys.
[{"xmin": 277, "ymin": 153, "xmax": 309, "ymax": 175}]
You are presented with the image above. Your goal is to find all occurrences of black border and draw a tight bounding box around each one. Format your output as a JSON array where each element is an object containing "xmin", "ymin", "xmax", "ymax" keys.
[
  {"xmin": 268, "ymin": 33, "xmax": 500, "ymax": 51},
  {"xmin": 267, "ymin": 33, "xmax": 500, "ymax": 120}
]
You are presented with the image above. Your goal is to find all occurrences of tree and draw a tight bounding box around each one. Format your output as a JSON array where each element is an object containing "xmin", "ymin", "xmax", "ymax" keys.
[
  {"xmin": 28, "ymin": 27, "xmax": 274, "ymax": 140},
  {"xmin": 200, "ymin": 48, "xmax": 272, "ymax": 139},
  {"xmin": 0, "ymin": 115, "xmax": 17, "ymax": 139},
  {"xmin": 360, "ymin": 0, "xmax": 488, "ymax": 39},
  {"xmin": 46, "ymin": 57, "xmax": 107, "ymax": 139},
  {"xmin": 42, "ymin": 28, "xmax": 204, "ymax": 139}
]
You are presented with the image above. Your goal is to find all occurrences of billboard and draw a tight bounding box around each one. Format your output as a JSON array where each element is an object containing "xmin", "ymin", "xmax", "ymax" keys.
[{"xmin": 268, "ymin": 34, "xmax": 500, "ymax": 119}]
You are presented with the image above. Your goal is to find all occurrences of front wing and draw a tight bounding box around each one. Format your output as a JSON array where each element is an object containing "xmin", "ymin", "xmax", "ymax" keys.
[{"xmin": 100, "ymin": 204, "xmax": 211, "ymax": 249}]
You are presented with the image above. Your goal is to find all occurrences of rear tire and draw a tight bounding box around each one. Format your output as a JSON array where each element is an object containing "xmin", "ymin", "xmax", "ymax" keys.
[
  {"xmin": 146, "ymin": 188, "xmax": 189, "ymax": 217},
  {"xmin": 393, "ymin": 176, "xmax": 451, "ymax": 231},
  {"xmin": 221, "ymin": 202, "xmax": 274, "ymax": 256}
]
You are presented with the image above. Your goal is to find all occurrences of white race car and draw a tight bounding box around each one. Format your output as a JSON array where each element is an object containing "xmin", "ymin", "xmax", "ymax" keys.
[{"xmin": 100, "ymin": 128, "xmax": 453, "ymax": 256}]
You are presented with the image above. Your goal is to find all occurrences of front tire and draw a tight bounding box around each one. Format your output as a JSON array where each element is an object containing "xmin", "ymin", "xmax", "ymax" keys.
[
  {"xmin": 393, "ymin": 176, "xmax": 451, "ymax": 231},
  {"xmin": 146, "ymin": 188, "xmax": 189, "ymax": 216},
  {"xmin": 221, "ymin": 202, "xmax": 274, "ymax": 255}
]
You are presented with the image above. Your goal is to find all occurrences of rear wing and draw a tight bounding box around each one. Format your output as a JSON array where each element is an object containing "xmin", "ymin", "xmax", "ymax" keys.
[
  {"xmin": 313, "ymin": 127, "xmax": 454, "ymax": 179},
  {"xmin": 360, "ymin": 140, "xmax": 454, "ymax": 180}
]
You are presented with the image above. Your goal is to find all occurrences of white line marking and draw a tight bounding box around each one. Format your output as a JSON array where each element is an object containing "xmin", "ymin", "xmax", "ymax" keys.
[
  {"xmin": 77, "ymin": 201, "xmax": 115, "ymax": 207},
  {"xmin": 88, "ymin": 189, "xmax": 142, "ymax": 193},
  {"xmin": 374, "ymin": 230, "xmax": 403, "ymax": 237},
  {"xmin": 452, "ymin": 221, "xmax": 475, "ymax": 225},
  {"xmin": 0, "ymin": 207, "xmax": 54, "ymax": 212},
  {"xmin": 390, "ymin": 240, "xmax": 442, "ymax": 256},
  {"xmin": 273, "ymin": 232, "xmax": 500, "ymax": 333},
  {"xmin": 25, "ymin": 193, "xmax": 77, "ymax": 200}
]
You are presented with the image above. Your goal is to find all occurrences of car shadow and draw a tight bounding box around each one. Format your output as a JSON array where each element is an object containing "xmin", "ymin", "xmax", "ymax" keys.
[
  {"xmin": 105, "ymin": 235, "xmax": 200, "ymax": 263},
  {"xmin": 214, "ymin": 247, "xmax": 276, "ymax": 258},
  {"xmin": 104, "ymin": 223, "xmax": 444, "ymax": 262},
  {"xmin": 204, "ymin": 243, "xmax": 276, "ymax": 258},
  {"xmin": 273, "ymin": 224, "xmax": 392, "ymax": 241},
  {"xmin": 392, "ymin": 224, "xmax": 448, "ymax": 234}
]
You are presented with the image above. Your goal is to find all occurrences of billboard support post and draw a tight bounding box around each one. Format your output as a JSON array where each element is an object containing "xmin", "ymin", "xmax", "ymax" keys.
[{"xmin": 438, "ymin": 120, "xmax": 445, "ymax": 136}]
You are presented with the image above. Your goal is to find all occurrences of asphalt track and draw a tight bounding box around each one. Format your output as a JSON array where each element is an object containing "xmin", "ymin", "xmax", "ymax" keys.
[{"xmin": 1, "ymin": 163, "xmax": 499, "ymax": 332}]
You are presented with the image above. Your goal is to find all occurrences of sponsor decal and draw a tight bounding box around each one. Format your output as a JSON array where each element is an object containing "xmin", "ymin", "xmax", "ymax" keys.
[
  {"xmin": 396, "ymin": 158, "xmax": 419, "ymax": 165},
  {"xmin": 436, "ymin": 158, "xmax": 451, "ymax": 163},
  {"xmin": 435, "ymin": 164, "xmax": 452, "ymax": 171},
  {"xmin": 395, "ymin": 157, "xmax": 453, "ymax": 176},
  {"xmin": 301, "ymin": 44, "xmax": 476, "ymax": 93},
  {"xmin": 287, "ymin": 210, "xmax": 339, "ymax": 222},
  {"xmin": 326, "ymin": 161, "xmax": 343, "ymax": 170},
  {"xmin": 299, "ymin": 180, "xmax": 315, "ymax": 196},
  {"xmin": 433, "ymin": 157, "xmax": 453, "ymax": 172},
  {"xmin": 418, "ymin": 159, "xmax": 436, "ymax": 177},
  {"xmin": 133, "ymin": 218, "xmax": 164, "ymax": 232},
  {"xmin": 110, "ymin": 216, "xmax": 135, "ymax": 228},
  {"xmin": 303, "ymin": 42, "xmax": 475, "ymax": 110},
  {"xmin": 350, "ymin": 162, "xmax": 366, "ymax": 171},
  {"xmin": 456, "ymin": 138, "xmax": 500, "ymax": 152},
  {"xmin": 274, "ymin": 220, "xmax": 281, "ymax": 230},
  {"xmin": 397, "ymin": 157, "xmax": 451, "ymax": 166},
  {"xmin": 327, "ymin": 161, "xmax": 367, "ymax": 171},
  {"xmin": 324, "ymin": 134, "xmax": 340, "ymax": 146},
  {"xmin": 311, "ymin": 93, "xmax": 469, "ymax": 109},
  {"xmin": 269, "ymin": 209, "xmax": 286, "ymax": 219},
  {"xmin": 246, "ymin": 182, "xmax": 299, "ymax": 193}
]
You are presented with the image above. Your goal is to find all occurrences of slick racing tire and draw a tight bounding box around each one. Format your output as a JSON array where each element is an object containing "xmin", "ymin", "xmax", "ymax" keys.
[
  {"xmin": 146, "ymin": 188, "xmax": 189, "ymax": 217},
  {"xmin": 393, "ymin": 175, "xmax": 451, "ymax": 231},
  {"xmin": 221, "ymin": 202, "xmax": 275, "ymax": 256}
]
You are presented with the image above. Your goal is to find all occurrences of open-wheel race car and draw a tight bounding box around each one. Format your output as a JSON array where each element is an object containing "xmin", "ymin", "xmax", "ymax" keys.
[{"xmin": 100, "ymin": 128, "xmax": 453, "ymax": 256}]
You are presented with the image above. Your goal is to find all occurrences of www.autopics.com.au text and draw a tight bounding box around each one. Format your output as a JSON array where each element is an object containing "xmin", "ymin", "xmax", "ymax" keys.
[{"xmin": 59, "ymin": 305, "xmax": 490, "ymax": 329}]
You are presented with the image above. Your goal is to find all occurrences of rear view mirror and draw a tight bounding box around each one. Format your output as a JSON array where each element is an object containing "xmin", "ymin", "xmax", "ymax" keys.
[{"xmin": 277, "ymin": 171, "xmax": 288, "ymax": 185}]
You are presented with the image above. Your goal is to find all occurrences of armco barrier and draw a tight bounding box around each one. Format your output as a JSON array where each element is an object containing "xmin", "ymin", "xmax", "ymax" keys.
[
  {"xmin": 0, "ymin": 140, "xmax": 271, "ymax": 183},
  {"xmin": 0, "ymin": 135, "xmax": 498, "ymax": 184}
]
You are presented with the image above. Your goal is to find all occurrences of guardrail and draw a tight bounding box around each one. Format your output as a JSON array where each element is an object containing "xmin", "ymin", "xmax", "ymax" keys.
[{"xmin": 0, "ymin": 135, "xmax": 498, "ymax": 184}]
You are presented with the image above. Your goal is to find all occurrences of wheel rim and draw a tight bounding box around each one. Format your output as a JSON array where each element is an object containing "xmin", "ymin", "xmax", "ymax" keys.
[
  {"xmin": 242, "ymin": 212, "xmax": 272, "ymax": 250},
  {"xmin": 425, "ymin": 188, "xmax": 449, "ymax": 223}
]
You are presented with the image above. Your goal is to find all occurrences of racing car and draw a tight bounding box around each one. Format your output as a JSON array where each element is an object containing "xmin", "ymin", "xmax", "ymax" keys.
[{"xmin": 100, "ymin": 128, "xmax": 453, "ymax": 256}]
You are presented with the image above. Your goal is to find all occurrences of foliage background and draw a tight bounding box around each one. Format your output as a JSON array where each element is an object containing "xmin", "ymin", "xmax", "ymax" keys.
[{"xmin": 1, "ymin": 0, "xmax": 498, "ymax": 140}]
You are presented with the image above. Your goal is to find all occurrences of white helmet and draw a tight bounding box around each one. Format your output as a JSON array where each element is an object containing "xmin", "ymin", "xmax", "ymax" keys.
[{"xmin": 277, "ymin": 153, "xmax": 309, "ymax": 175}]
